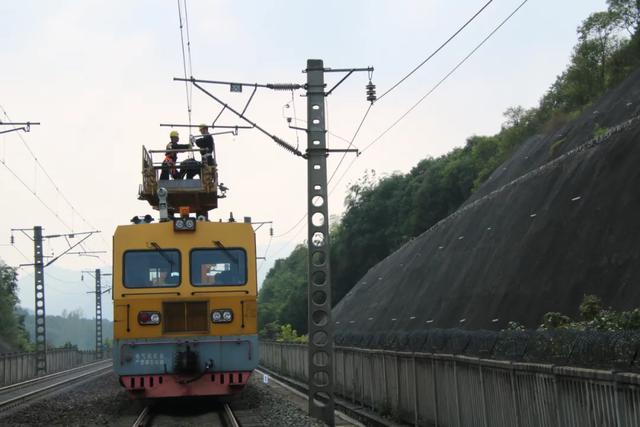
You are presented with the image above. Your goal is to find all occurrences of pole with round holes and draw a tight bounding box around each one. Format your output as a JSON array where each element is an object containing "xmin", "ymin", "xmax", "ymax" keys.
[{"xmin": 306, "ymin": 58, "xmax": 335, "ymax": 426}]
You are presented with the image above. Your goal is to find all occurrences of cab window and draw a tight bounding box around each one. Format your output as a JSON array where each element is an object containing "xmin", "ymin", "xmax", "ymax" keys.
[
  {"xmin": 190, "ymin": 248, "xmax": 247, "ymax": 286},
  {"xmin": 123, "ymin": 250, "xmax": 181, "ymax": 288}
]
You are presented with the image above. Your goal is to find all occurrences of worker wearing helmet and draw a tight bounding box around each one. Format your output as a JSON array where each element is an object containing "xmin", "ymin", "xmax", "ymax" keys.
[
  {"xmin": 160, "ymin": 130, "xmax": 191, "ymax": 180},
  {"xmin": 193, "ymin": 124, "xmax": 216, "ymax": 166}
]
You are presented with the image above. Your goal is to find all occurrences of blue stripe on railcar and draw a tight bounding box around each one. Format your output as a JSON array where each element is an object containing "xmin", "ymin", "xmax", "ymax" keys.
[{"xmin": 113, "ymin": 335, "xmax": 258, "ymax": 376}]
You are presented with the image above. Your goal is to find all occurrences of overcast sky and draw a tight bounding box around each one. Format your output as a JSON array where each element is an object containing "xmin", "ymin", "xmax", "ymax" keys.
[{"xmin": 1, "ymin": 0, "xmax": 608, "ymax": 320}]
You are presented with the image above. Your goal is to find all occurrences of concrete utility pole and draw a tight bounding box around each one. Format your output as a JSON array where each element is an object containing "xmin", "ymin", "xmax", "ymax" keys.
[
  {"xmin": 305, "ymin": 59, "xmax": 335, "ymax": 425},
  {"xmin": 33, "ymin": 226, "xmax": 46, "ymax": 374},
  {"xmin": 94, "ymin": 269, "xmax": 103, "ymax": 359},
  {"xmin": 12, "ymin": 227, "xmax": 101, "ymax": 375},
  {"xmin": 83, "ymin": 268, "xmax": 112, "ymax": 359},
  {"xmin": 305, "ymin": 59, "xmax": 374, "ymax": 426}
]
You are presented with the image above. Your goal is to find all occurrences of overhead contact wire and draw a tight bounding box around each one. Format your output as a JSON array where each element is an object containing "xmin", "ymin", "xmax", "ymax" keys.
[
  {"xmin": 1, "ymin": 160, "xmax": 73, "ymax": 230},
  {"xmin": 362, "ymin": 0, "xmax": 529, "ymax": 155},
  {"xmin": 377, "ymin": 0, "xmax": 494, "ymax": 102},
  {"xmin": 0, "ymin": 106, "xmax": 109, "ymax": 265},
  {"xmin": 328, "ymin": 103, "xmax": 372, "ymax": 185},
  {"xmin": 177, "ymin": 0, "xmax": 192, "ymax": 131}
]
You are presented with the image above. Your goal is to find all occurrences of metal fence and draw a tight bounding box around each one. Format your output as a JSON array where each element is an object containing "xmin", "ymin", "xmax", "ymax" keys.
[
  {"xmin": 0, "ymin": 348, "xmax": 97, "ymax": 386},
  {"xmin": 334, "ymin": 329, "xmax": 640, "ymax": 373},
  {"xmin": 260, "ymin": 341, "xmax": 640, "ymax": 427}
]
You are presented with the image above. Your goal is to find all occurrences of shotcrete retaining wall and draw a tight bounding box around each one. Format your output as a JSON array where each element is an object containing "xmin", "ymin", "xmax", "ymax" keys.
[{"xmin": 333, "ymin": 68, "xmax": 640, "ymax": 336}]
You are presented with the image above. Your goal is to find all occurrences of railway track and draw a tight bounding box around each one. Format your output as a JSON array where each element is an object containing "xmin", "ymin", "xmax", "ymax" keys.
[
  {"xmin": 132, "ymin": 401, "xmax": 242, "ymax": 427},
  {"xmin": 0, "ymin": 359, "xmax": 112, "ymax": 412}
]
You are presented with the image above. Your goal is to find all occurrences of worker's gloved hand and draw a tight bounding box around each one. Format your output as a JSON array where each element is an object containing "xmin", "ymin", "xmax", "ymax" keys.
[{"xmin": 189, "ymin": 135, "xmax": 196, "ymax": 144}]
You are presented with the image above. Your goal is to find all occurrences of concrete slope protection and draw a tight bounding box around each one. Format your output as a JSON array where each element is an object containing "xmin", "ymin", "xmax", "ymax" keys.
[{"xmin": 333, "ymin": 68, "xmax": 640, "ymax": 337}]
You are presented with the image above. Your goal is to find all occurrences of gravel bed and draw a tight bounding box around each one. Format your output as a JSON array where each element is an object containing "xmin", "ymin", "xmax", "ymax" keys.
[
  {"xmin": 0, "ymin": 372, "xmax": 141, "ymax": 426},
  {"xmin": 231, "ymin": 374, "xmax": 325, "ymax": 427},
  {"xmin": 0, "ymin": 372, "xmax": 325, "ymax": 426}
]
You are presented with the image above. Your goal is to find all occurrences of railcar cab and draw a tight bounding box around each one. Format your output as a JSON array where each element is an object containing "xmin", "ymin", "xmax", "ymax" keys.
[{"xmin": 112, "ymin": 216, "xmax": 258, "ymax": 397}]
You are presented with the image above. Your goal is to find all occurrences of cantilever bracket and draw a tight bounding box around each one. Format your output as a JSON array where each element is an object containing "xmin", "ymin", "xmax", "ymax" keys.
[{"xmin": 302, "ymin": 147, "xmax": 359, "ymax": 159}]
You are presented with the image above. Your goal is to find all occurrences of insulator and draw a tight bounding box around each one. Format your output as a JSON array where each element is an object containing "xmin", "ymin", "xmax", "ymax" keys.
[
  {"xmin": 270, "ymin": 227, "xmax": 273, "ymax": 237},
  {"xmin": 272, "ymin": 135, "xmax": 303, "ymax": 157},
  {"xmin": 366, "ymin": 81, "xmax": 377, "ymax": 103},
  {"xmin": 267, "ymin": 83, "xmax": 303, "ymax": 91},
  {"xmin": 10, "ymin": 234, "xmax": 14, "ymax": 245}
]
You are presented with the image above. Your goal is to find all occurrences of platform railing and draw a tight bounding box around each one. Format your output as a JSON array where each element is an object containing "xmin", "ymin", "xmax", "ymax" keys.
[
  {"xmin": 0, "ymin": 348, "xmax": 97, "ymax": 386},
  {"xmin": 260, "ymin": 341, "xmax": 640, "ymax": 426}
]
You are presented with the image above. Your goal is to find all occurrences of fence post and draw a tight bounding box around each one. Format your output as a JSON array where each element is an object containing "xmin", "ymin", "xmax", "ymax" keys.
[
  {"xmin": 454, "ymin": 359, "xmax": 461, "ymax": 427},
  {"xmin": 510, "ymin": 366, "xmax": 521, "ymax": 427},
  {"xmin": 479, "ymin": 364, "xmax": 488, "ymax": 427},
  {"xmin": 360, "ymin": 350, "xmax": 365, "ymax": 406},
  {"xmin": 613, "ymin": 374, "xmax": 623, "ymax": 427},
  {"xmin": 396, "ymin": 355, "xmax": 401, "ymax": 415},
  {"xmin": 382, "ymin": 353, "xmax": 388, "ymax": 411},
  {"xmin": 342, "ymin": 349, "xmax": 347, "ymax": 399},
  {"xmin": 432, "ymin": 357, "xmax": 439, "ymax": 427},
  {"xmin": 413, "ymin": 355, "xmax": 419, "ymax": 427},
  {"xmin": 352, "ymin": 350, "xmax": 357, "ymax": 404},
  {"xmin": 369, "ymin": 353, "xmax": 375, "ymax": 411},
  {"xmin": 553, "ymin": 368, "xmax": 562, "ymax": 426}
]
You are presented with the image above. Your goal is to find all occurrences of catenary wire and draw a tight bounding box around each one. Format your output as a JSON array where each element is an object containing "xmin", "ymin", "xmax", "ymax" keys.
[
  {"xmin": 327, "ymin": 103, "xmax": 372, "ymax": 185},
  {"xmin": 177, "ymin": 0, "xmax": 193, "ymax": 132},
  {"xmin": 257, "ymin": 235, "xmax": 273, "ymax": 273},
  {"xmin": 12, "ymin": 244, "xmax": 31, "ymax": 263},
  {"xmin": 270, "ymin": 0, "xmax": 528, "ymax": 243},
  {"xmin": 376, "ymin": 0, "xmax": 494, "ymax": 102},
  {"xmin": 1, "ymin": 159, "xmax": 73, "ymax": 230},
  {"xmin": 183, "ymin": 0, "xmax": 194, "ymax": 110},
  {"xmin": 0, "ymin": 106, "xmax": 111, "ymax": 264},
  {"xmin": 272, "ymin": 103, "xmax": 372, "ymax": 239},
  {"xmin": 362, "ymin": 0, "xmax": 528, "ymax": 155}
]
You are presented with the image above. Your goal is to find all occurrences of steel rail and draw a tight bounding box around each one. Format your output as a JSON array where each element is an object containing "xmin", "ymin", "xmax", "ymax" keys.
[
  {"xmin": 223, "ymin": 403, "xmax": 240, "ymax": 427},
  {"xmin": 132, "ymin": 405, "xmax": 151, "ymax": 427},
  {"xmin": 0, "ymin": 359, "xmax": 111, "ymax": 394},
  {"xmin": 0, "ymin": 361, "xmax": 112, "ymax": 410}
]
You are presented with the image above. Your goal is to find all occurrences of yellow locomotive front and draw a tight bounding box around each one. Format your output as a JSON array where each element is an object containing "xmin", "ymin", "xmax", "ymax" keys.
[{"xmin": 112, "ymin": 218, "xmax": 258, "ymax": 398}]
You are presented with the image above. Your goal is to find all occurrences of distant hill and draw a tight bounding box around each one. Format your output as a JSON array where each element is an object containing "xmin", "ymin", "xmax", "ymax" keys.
[{"xmin": 20, "ymin": 308, "xmax": 114, "ymax": 350}]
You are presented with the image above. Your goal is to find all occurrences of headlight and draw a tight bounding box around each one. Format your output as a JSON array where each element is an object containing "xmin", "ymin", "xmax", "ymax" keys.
[
  {"xmin": 173, "ymin": 217, "xmax": 196, "ymax": 232},
  {"xmin": 138, "ymin": 311, "xmax": 161, "ymax": 325},
  {"xmin": 211, "ymin": 309, "xmax": 233, "ymax": 323}
]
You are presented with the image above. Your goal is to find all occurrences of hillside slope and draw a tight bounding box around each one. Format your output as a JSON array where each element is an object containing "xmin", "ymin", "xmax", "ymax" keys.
[{"xmin": 333, "ymin": 68, "xmax": 640, "ymax": 336}]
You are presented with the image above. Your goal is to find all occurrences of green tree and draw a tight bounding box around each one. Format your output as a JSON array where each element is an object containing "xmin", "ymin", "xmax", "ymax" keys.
[
  {"xmin": 258, "ymin": 244, "xmax": 308, "ymax": 333},
  {"xmin": 578, "ymin": 11, "xmax": 621, "ymax": 92},
  {"xmin": 0, "ymin": 263, "xmax": 30, "ymax": 351},
  {"xmin": 608, "ymin": 0, "xmax": 640, "ymax": 35},
  {"xmin": 580, "ymin": 294, "xmax": 603, "ymax": 321}
]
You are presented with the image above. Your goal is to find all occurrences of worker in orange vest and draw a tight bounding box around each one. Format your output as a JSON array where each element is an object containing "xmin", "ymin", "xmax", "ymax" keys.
[{"xmin": 160, "ymin": 130, "xmax": 190, "ymax": 180}]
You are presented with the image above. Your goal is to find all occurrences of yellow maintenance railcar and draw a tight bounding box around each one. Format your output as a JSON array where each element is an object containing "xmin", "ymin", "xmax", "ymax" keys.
[{"xmin": 112, "ymin": 143, "xmax": 258, "ymax": 398}]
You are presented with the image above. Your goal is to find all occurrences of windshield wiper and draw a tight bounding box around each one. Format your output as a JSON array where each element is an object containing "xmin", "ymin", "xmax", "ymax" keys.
[
  {"xmin": 213, "ymin": 240, "xmax": 239, "ymax": 264},
  {"xmin": 149, "ymin": 241, "xmax": 176, "ymax": 268}
]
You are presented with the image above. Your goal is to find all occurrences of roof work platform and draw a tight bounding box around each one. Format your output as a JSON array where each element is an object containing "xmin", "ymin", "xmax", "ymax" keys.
[{"xmin": 138, "ymin": 146, "xmax": 221, "ymax": 215}]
